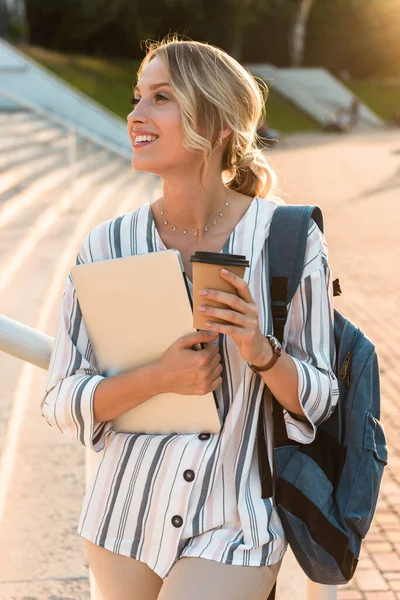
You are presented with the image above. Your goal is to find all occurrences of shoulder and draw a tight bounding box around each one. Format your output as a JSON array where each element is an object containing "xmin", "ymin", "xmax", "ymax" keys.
[
  {"xmin": 301, "ymin": 220, "xmax": 329, "ymax": 279},
  {"xmin": 254, "ymin": 195, "xmax": 281, "ymax": 230},
  {"xmin": 77, "ymin": 206, "xmax": 143, "ymax": 263}
]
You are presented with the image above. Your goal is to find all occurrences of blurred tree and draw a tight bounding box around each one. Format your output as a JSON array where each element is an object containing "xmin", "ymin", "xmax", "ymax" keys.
[
  {"xmin": 24, "ymin": 0, "xmax": 279, "ymax": 61},
  {"xmin": 306, "ymin": 0, "xmax": 400, "ymax": 78},
  {"xmin": 288, "ymin": 0, "xmax": 314, "ymax": 66},
  {"xmin": 284, "ymin": 0, "xmax": 374, "ymax": 67},
  {"xmin": 25, "ymin": 0, "xmax": 123, "ymax": 48},
  {"xmin": 23, "ymin": 0, "xmax": 398, "ymax": 78},
  {"xmin": 0, "ymin": 0, "xmax": 11, "ymax": 38}
]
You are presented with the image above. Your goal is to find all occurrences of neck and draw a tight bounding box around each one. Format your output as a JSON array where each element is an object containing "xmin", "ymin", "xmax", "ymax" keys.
[{"xmin": 160, "ymin": 179, "xmax": 230, "ymax": 234}]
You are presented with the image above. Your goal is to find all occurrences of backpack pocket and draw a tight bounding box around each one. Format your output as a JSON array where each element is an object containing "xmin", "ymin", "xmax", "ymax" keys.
[{"xmin": 344, "ymin": 412, "xmax": 388, "ymax": 538}]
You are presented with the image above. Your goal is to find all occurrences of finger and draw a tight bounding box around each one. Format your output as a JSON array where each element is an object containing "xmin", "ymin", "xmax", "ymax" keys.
[
  {"xmin": 205, "ymin": 321, "xmax": 240, "ymax": 337},
  {"xmin": 199, "ymin": 288, "xmax": 257, "ymax": 316},
  {"xmin": 211, "ymin": 362, "xmax": 223, "ymax": 380},
  {"xmin": 198, "ymin": 343, "xmax": 219, "ymax": 360},
  {"xmin": 219, "ymin": 269, "xmax": 254, "ymax": 303},
  {"xmin": 199, "ymin": 304, "xmax": 248, "ymax": 326},
  {"xmin": 210, "ymin": 375, "xmax": 223, "ymax": 391},
  {"xmin": 209, "ymin": 353, "xmax": 222, "ymax": 370},
  {"xmin": 178, "ymin": 330, "xmax": 218, "ymax": 348}
]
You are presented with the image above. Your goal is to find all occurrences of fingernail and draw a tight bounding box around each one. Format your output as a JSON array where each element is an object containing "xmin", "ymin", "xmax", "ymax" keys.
[{"xmin": 221, "ymin": 269, "xmax": 228, "ymax": 275}]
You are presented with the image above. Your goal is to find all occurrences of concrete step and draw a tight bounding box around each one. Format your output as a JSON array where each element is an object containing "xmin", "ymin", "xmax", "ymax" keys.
[
  {"xmin": 0, "ymin": 152, "xmax": 124, "ymax": 265},
  {"xmin": 0, "ymin": 135, "xmax": 92, "ymax": 171},
  {"xmin": 0, "ymin": 146, "xmax": 105, "ymax": 209},
  {"xmin": 0, "ymin": 150, "xmax": 66, "ymax": 196},
  {"xmin": 0, "ymin": 126, "xmax": 66, "ymax": 152},
  {"xmin": 0, "ymin": 118, "xmax": 61, "ymax": 140}
]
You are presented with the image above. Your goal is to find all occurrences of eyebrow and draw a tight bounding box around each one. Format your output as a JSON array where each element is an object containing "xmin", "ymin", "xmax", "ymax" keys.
[{"xmin": 133, "ymin": 82, "xmax": 171, "ymax": 93}]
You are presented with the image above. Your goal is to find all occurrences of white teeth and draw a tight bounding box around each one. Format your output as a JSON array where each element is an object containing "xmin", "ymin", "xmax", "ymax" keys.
[{"xmin": 134, "ymin": 135, "xmax": 158, "ymax": 143}]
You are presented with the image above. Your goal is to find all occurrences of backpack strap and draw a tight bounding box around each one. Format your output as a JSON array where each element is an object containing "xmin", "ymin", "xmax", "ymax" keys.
[
  {"xmin": 269, "ymin": 205, "xmax": 324, "ymax": 447},
  {"xmin": 257, "ymin": 205, "xmax": 324, "ymax": 500},
  {"xmin": 262, "ymin": 205, "xmax": 324, "ymax": 600},
  {"xmin": 269, "ymin": 205, "xmax": 324, "ymax": 343}
]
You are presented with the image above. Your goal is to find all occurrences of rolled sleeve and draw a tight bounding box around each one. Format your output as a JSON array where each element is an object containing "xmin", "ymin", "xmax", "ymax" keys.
[
  {"xmin": 40, "ymin": 237, "xmax": 113, "ymax": 452},
  {"xmin": 282, "ymin": 222, "xmax": 339, "ymax": 444}
]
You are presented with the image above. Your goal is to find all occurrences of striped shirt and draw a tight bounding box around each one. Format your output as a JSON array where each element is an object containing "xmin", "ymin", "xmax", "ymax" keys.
[{"xmin": 41, "ymin": 196, "xmax": 339, "ymax": 579}]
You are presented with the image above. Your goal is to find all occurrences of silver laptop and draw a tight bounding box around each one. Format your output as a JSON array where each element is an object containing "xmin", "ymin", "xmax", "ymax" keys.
[{"xmin": 70, "ymin": 249, "xmax": 222, "ymax": 435}]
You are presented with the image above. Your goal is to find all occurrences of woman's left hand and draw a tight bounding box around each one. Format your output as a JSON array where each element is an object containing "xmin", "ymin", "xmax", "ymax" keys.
[{"xmin": 198, "ymin": 268, "xmax": 271, "ymax": 366}]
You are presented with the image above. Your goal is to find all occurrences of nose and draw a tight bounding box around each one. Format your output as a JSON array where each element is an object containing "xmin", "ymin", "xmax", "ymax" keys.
[{"xmin": 127, "ymin": 102, "xmax": 148, "ymax": 126}]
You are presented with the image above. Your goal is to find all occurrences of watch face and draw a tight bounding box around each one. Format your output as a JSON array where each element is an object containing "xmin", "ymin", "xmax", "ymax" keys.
[{"xmin": 268, "ymin": 335, "xmax": 282, "ymax": 351}]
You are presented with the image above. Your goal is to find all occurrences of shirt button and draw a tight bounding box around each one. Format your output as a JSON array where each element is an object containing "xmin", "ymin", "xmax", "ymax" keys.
[
  {"xmin": 198, "ymin": 433, "xmax": 210, "ymax": 440},
  {"xmin": 171, "ymin": 515, "xmax": 183, "ymax": 528},
  {"xmin": 183, "ymin": 469, "xmax": 195, "ymax": 482}
]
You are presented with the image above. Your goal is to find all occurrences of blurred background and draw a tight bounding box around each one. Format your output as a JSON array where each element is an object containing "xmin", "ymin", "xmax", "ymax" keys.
[
  {"xmin": 0, "ymin": 1, "xmax": 399, "ymax": 599},
  {"xmin": 2, "ymin": 0, "xmax": 400, "ymax": 129}
]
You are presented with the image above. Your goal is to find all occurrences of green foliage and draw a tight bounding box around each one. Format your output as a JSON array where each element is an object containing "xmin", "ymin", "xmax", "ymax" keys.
[
  {"xmin": 266, "ymin": 88, "xmax": 319, "ymax": 132},
  {"xmin": 23, "ymin": 46, "xmax": 140, "ymax": 118},
  {"xmin": 347, "ymin": 80, "xmax": 400, "ymax": 121}
]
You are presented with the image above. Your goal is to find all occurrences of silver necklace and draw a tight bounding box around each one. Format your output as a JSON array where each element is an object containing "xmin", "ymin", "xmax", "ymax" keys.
[{"xmin": 160, "ymin": 184, "xmax": 229, "ymax": 236}]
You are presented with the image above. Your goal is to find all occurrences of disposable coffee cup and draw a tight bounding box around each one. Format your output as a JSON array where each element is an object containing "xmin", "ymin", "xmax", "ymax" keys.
[{"xmin": 190, "ymin": 251, "xmax": 250, "ymax": 330}]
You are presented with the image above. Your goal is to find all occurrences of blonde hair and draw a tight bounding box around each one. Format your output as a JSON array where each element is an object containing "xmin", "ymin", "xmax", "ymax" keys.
[{"xmin": 136, "ymin": 34, "xmax": 280, "ymax": 199}]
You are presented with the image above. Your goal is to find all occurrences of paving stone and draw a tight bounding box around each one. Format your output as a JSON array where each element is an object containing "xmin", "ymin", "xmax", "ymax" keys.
[
  {"xmin": 373, "ymin": 553, "xmax": 400, "ymax": 572},
  {"xmin": 358, "ymin": 558, "xmax": 375, "ymax": 570},
  {"xmin": 0, "ymin": 577, "xmax": 90, "ymax": 599},
  {"xmin": 365, "ymin": 542, "xmax": 394, "ymax": 553},
  {"xmin": 366, "ymin": 532, "xmax": 387, "ymax": 542},
  {"xmin": 382, "ymin": 523, "xmax": 400, "ymax": 531},
  {"xmin": 375, "ymin": 513, "xmax": 400, "ymax": 525},
  {"xmin": 354, "ymin": 568, "xmax": 389, "ymax": 591},
  {"xmin": 337, "ymin": 591, "xmax": 363, "ymax": 599},
  {"xmin": 390, "ymin": 581, "xmax": 400, "ymax": 591},
  {"xmin": 365, "ymin": 593, "xmax": 396, "ymax": 600},
  {"xmin": 381, "ymin": 482, "xmax": 400, "ymax": 495},
  {"xmin": 388, "ymin": 496, "xmax": 400, "ymax": 506}
]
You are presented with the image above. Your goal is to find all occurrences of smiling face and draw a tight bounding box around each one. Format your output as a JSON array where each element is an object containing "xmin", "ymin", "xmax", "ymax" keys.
[{"xmin": 127, "ymin": 56, "xmax": 200, "ymax": 178}]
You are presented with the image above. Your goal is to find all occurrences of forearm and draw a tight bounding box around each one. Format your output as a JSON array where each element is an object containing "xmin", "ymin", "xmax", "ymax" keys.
[
  {"xmin": 256, "ymin": 344, "xmax": 302, "ymax": 416},
  {"xmin": 93, "ymin": 360, "xmax": 163, "ymax": 422}
]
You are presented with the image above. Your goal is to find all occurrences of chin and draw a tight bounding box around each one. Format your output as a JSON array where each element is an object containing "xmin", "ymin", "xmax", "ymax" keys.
[{"xmin": 130, "ymin": 158, "xmax": 161, "ymax": 177}]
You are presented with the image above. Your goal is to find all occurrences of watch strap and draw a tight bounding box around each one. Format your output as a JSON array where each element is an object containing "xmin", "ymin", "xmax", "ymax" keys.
[
  {"xmin": 249, "ymin": 352, "xmax": 279, "ymax": 373},
  {"xmin": 248, "ymin": 336, "xmax": 282, "ymax": 374}
]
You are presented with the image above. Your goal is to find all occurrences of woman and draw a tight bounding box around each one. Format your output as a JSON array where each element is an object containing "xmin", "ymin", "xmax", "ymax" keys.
[{"xmin": 41, "ymin": 35, "xmax": 338, "ymax": 599}]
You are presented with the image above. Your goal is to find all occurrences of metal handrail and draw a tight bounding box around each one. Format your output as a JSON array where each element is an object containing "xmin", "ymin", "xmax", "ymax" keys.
[{"xmin": 0, "ymin": 88, "xmax": 131, "ymax": 160}]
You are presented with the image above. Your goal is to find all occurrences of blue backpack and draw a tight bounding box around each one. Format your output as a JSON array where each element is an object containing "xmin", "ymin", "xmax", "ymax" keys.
[{"xmin": 257, "ymin": 204, "xmax": 388, "ymax": 590}]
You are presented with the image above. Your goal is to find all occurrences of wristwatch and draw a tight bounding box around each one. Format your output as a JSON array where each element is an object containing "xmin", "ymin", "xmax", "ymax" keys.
[{"xmin": 248, "ymin": 335, "xmax": 282, "ymax": 374}]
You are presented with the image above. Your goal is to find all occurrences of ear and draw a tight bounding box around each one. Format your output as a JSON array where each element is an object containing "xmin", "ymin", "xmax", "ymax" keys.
[{"xmin": 220, "ymin": 127, "xmax": 232, "ymax": 143}]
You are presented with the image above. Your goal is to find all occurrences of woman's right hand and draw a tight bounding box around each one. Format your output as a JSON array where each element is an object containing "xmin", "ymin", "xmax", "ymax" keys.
[{"xmin": 156, "ymin": 330, "xmax": 223, "ymax": 395}]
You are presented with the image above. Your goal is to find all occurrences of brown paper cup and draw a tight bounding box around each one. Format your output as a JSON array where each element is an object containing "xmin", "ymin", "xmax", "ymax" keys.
[{"xmin": 190, "ymin": 252, "xmax": 249, "ymax": 330}]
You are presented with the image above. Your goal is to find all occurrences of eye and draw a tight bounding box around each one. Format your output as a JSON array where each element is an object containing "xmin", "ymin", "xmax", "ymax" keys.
[{"xmin": 129, "ymin": 94, "xmax": 168, "ymax": 106}]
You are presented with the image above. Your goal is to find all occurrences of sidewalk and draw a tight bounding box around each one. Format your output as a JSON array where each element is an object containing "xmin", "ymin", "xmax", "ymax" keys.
[{"xmin": 272, "ymin": 128, "xmax": 400, "ymax": 599}]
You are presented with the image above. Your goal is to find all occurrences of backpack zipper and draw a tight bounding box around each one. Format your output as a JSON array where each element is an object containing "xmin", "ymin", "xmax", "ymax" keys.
[
  {"xmin": 339, "ymin": 353, "xmax": 352, "ymax": 388},
  {"xmin": 338, "ymin": 329, "xmax": 363, "ymax": 389}
]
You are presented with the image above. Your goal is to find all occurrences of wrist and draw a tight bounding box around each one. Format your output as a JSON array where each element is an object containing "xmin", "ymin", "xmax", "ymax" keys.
[
  {"xmin": 144, "ymin": 360, "xmax": 168, "ymax": 396},
  {"xmin": 252, "ymin": 338, "xmax": 273, "ymax": 367}
]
